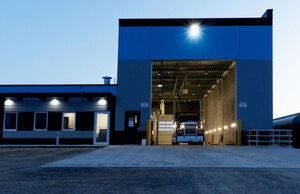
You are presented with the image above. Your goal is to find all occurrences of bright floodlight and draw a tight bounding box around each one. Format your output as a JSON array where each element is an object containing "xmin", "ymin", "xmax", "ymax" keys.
[
  {"xmin": 99, "ymin": 98, "xmax": 107, "ymax": 106},
  {"xmin": 4, "ymin": 98, "xmax": 14, "ymax": 106},
  {"xmin": 188, "ymin": 23, "xmax": 201, "ymax": 38},
  {"xmin": 50, "ymin": 98, "xmax": 60, "ymax": 105}
]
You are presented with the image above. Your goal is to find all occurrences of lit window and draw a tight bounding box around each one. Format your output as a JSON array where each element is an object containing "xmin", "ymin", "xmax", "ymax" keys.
[
  {"xmin": 34, "ymin": 112, "xmax": 48, "ymax": 130},
  {"xmin": 4, "ymin": 112, "xmax": 17, "ymax": 130},
  {"xmin": 62, "ymin": 113, "xmax": 76, "ymax": 130}
]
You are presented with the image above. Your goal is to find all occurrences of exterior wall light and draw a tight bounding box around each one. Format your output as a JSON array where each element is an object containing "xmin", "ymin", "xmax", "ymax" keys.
[
  {"xmin": 231, "ymin": 123, "xmax": 236, "ymax": 128},
  {"xmin": 99, "ymin": 98, "xmax": 107, "ymax": 106},
  {"xmin": 4, "ymin": 98, "xmax": 14, "ymax": 106},
  {"xmin": 50, "ymin": 98, "xmax": 60, "ymax": 105}
]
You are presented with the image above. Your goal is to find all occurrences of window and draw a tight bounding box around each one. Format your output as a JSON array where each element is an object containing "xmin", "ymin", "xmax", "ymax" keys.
[
  {"xmin": 62, "ymin": 113, "xmax": 76, "ymax": 130},
  {"xmin": 34, "ymin": 112, "xmax": 48, "ymax": 130},
  {"xmin": 4, "ymin": 112, "xmax": 17, "ymax": 131}
]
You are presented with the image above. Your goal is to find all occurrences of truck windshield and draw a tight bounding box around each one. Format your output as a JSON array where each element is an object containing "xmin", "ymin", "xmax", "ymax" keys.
[{"xmin": 178, "ymin": 115, "xmax": 199, "ymax": 122}]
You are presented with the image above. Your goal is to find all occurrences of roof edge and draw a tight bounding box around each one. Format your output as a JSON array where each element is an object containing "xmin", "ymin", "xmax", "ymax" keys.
[
  {"xmin": 0, "ymin": 84, "xmax": 117, "ymax": 87},
  {"xmin": 119, "ymin": 9, "xmax": 273, "ymax": 27}
]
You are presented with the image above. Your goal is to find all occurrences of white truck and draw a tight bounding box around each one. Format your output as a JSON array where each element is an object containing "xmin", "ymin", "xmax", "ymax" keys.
[{"xmin": 172, "ymin": 114, "xmax": 204, "ymax": 145}]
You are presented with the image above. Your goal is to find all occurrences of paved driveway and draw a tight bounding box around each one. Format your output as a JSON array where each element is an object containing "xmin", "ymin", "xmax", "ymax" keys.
[{"xmin": 43, "ymin": 145, "xmax": 300, "ymax": 168}]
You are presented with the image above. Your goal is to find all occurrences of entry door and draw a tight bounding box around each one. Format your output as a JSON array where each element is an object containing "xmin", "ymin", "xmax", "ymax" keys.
[
  {"xmin": 94, "ymin": 112, "xmax": 110, "ymax": 145},
  {"xmin": 124, "ymin": 111, "xmax": 141, "ymax": 144}
]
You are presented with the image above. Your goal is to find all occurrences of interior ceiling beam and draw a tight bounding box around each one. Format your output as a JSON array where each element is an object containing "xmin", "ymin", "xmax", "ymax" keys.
[
  {"xmin": 151, "ymin": 60, "xmax": 235, "ymax": 102},
  {"xmin": 152, "ymin": 70, "xmax": 225, "ymax": 74},
  {"xmin": 152, "ymin": 60, "xmax": 233, "ymax": 66},
  {"xmin": 153, "ymin": 82, "xmax": 216, "ymax": 86},
  {"xmin": 179, "ymin": 75, "xmax": 187, "ymax": 96},
  {"xmin": 152, "ymin": 67, "xmax": 226, "ymax": 70},
  {"xmin": 152, "ymin": 87, "xmax": 208, "ymax": 91},
  {"xmin": 152, "ymin": 77, "xmax": 218, "ymax": 80},
  {"xmin": 152, "ymin": 81, "xmax": 217, "ymax": 85},
  {"xmin": 172, "ymin": 76, "xmax": 178, "ymax": 97},
  {"xmin": 152, "ymin": 99, "xmax": 202, "ymax": 102}
]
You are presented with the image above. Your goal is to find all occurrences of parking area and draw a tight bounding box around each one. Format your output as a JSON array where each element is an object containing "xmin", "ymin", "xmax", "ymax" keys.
[{"xmin": 0, "ymin": 146, "xmax": 300, "ymax": 193}]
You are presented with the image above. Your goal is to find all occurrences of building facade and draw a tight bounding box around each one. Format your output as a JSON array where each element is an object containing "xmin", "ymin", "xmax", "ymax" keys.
[{"xmin": 0, "ymin": 10, "xmax": 273, "ymax": 145}]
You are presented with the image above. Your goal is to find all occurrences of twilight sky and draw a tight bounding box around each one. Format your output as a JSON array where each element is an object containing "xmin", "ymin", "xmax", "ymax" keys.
[{"xmin": 0, "ymin": 0, "xmax": 299, "ymax": 118}]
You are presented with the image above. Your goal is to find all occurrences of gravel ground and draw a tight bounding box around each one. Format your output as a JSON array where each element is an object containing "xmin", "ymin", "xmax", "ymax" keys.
[{"xmin": 0, "ymin": 148, "xmax": 300, "ymax": 193}]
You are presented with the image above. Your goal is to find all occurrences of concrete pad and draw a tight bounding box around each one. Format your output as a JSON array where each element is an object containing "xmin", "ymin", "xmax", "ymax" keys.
[{"xmin": 42, "ymin": 145, "xmax": 300, "ymax": 168}]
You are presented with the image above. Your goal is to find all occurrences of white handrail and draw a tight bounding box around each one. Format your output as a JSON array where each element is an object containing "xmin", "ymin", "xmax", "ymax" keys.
[{"xmin": 247, "ymin": 129, "xmax": 292, "ymax": 147}]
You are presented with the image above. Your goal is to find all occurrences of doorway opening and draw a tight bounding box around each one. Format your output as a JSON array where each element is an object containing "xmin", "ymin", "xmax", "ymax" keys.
[
  {"xmin": 94, "ymin": 112, "xmax": 110, "ymax": 145},
  {"xmin": 151, "ymin": 60, "xmax": 236, "ymax": 145}
]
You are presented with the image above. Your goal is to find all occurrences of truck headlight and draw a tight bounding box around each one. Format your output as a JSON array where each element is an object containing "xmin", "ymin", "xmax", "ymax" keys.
[
  {"xmin": 176, "ymin": 130, "xmax": 184, "ymax": 135},
  {"xmin": 173, "ymin": 123, "xmax": 177, "ymax": 129}
]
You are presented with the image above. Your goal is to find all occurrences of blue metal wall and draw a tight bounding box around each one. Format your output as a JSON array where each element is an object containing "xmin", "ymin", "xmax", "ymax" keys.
[
  {"xmin": 116, "ymin": 24, "xmax": 273, "ymax": 131},
  {"xmin": 0, "ymin": 85, "xmax": 117, "ymax": 95}
]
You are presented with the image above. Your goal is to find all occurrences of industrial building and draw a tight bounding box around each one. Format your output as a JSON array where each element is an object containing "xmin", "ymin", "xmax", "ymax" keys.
[{"xmin": 0, "ymin": 10, "xmax": 273, "ymax": 145}]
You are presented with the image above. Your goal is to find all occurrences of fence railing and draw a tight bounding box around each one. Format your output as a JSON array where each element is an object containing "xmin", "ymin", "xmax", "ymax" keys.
[{"xmin": 247, "ymin": 129, "xmax": 292, "ymax": 147}]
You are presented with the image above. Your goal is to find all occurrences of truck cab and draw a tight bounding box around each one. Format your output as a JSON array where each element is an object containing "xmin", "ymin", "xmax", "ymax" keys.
[{"xmin": 172, "ymin": 114, "xmax": 204, "ymax": 145}]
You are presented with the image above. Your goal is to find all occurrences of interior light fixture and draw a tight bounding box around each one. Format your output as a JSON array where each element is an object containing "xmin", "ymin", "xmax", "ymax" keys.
[
  {"xmin": 158, "ymin": 84, "xmax": 163, "ymax": 87},
  {"xmin": 192, "ymin": 93, "xmax": 195, "ymax": 96},
  {"xmin": 213, "ymin": 129, "xmax": 216, "ymax": 132},
  {"xmin": 231, "ymin": 123, "xmax": 236, "ymax": 128},
  {"xmin": 218, "ymin": 127, "xmax": 222, "ymax": 131},
  {"xmin": 205, "ymin": 131, "xmax": 208, "ymax": 134},
  {"xmin": 224, "ymin": 125, "xmax": 228, "ymax": 130},
  {"xmin": 209, "ymin": 130, "xmax": 212, "ymax": 133}
]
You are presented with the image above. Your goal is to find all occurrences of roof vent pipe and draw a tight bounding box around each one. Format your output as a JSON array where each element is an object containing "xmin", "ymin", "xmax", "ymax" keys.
[{"xmin": 102, "ymin": 76, "xmax": 112, "ymax": 85}]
